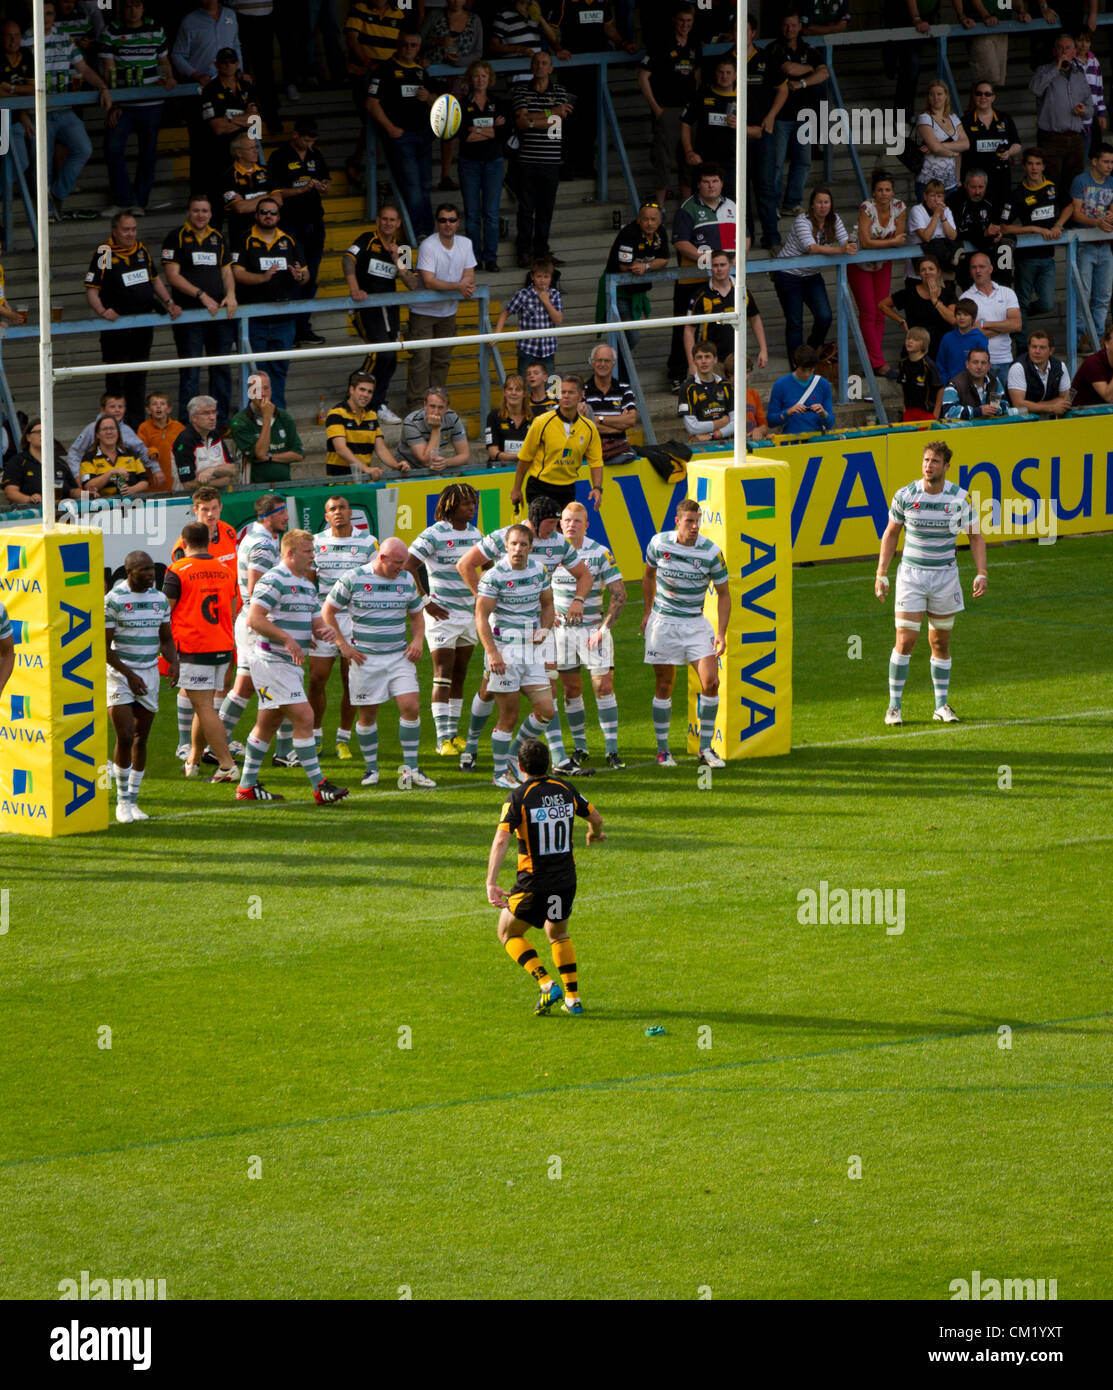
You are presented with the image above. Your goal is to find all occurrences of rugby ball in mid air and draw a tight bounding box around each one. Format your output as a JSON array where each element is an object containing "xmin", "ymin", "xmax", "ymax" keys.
[{"xmin": 430, "ymin": 93, "xmax": 462, "ymax": 141}]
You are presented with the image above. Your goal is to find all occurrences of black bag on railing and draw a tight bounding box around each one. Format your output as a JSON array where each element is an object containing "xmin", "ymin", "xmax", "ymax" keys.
[{"xmin": 642, "ymin": 438, "xmax": 691, "ymax": 481}]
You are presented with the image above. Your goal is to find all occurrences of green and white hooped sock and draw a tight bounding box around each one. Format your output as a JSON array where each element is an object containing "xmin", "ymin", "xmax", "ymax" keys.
[
  {"xmin": 888, "ymin": 649, "xmax": 910, "ymax": 708},
  {"xmin": 930, "ymin": 657, "xmax": 952, "ymax": 708},
  {"xmin": 356, "ymin": 723, "xmax": 379, "ymax": 771}
]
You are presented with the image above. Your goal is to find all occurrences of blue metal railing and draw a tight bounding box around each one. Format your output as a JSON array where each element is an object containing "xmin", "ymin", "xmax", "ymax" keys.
[
  {"xmin": 607, "ymin": 227, "xmax": 1111, "ymax": 430},
  {"xmin": 0, "ymin": 285, "xmax": 496, "ymax": 442},
  {"xmin": 362, "ymin": 50, "xmax": 643, "ymax": 230},
  {"xmin": 0, "ymin": 83, "xmax": 201, "ymax": 251}
]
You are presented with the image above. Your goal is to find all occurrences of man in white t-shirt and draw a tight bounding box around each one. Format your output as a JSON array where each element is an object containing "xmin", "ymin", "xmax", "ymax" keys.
[
  {"xmin": 966, "ymin": 251, "xmax": 1021, "ymax": 394},
  {"xmin": 409, "ymin": 203, "xmax": 477, "ymax": 409}
]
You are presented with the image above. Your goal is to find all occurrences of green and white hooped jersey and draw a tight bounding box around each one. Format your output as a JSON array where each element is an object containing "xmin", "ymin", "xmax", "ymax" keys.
[
  {"xmin": 0, "ymin": 601, "xmax": 11, "ymax": 642},
  {"xmin": 326, "ymin": 563, "xmax": 425, "ymax": 657},
  {"xmin": 477, "ymin": 555, "xmax": 549, "ymax": 640},
  {"xmin": 410, "ymin": 519, "xmax": 484, "ymax": 613},
  {"xmin": 104, "ymin": 580, "xmax": 169, "ymax": 667},
  {"xmin": 250, "ymin": 563, "xmax": 319, "ymax": 665},
  {"xmin": 237, "ymin": 521, "xmax": 280, "ymax": 604},
  {"xmin": 645, "ymin": 530, "xmax": 728, "ymax": 619},
  {"xmin": 890, "ymin": 480, "xmax": 976, "ymax": 568},
  {"xmin": 552, "ymin": 537, "xmax": 621, "ymax": 624},
  {"xmin": 312, "ymin": 527, "xmax": 379, "ymax": 601},
  {"xmin": 479, "ymin": 525, "xmax": 578, "ymax": 581}
]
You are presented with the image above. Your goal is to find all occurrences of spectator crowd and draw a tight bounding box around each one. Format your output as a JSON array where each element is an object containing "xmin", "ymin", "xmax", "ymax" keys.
[{"xmin": 2, "ymin": 0, "xmax": 1113, "ymax": 500}]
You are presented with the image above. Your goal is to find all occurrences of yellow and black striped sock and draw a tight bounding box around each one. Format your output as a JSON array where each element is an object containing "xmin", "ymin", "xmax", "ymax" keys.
[
  {"xmin": 505, "ymin": 936, "xmax": 552, "ymax": 988},
  {"xmin": 551, "ymin": 938, "xmax": 578, "ymax": 1001}
]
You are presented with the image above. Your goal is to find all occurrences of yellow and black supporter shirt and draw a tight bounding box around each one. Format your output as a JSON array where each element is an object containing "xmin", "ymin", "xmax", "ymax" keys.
[
  {"xmin": 500, "ymin": 775, "xmax": 595, "ymax": 890},
  {"xmin": 266, "ymin": 140, "xmax": 331, "ymax": 231},
  {"xmin": 345, "ymin": 1, "xmax": 405, "ymax": 73},
  {"xmin": 200, "ymin": 75, "xmax": 257, "ymax": 127},
  {"xmin": 84, "ymin": 239, "xmax": 157, "ymax": 315},
  {"xmin": 222, "ymin": 161, "xmax": 274, "ymax": 249},
  {"xmin": 682, "ymin": 83, "xmax": 737, "ymax": 170},
  {"xmin": 0, "ymin": 49, "xmax": 33, "ymax": 92},
  {"xmin": 78, "ymin": 450, "xmax": 149, "ymax": 496},
  {"xmin": 233, "ymin": 226, "xmax": 305, "ymax": 302},
  {"xmin": 161, "ymin": 222, "xmax": 231, "ymax": 306},
  {"xmin": 687, "ymin": 281, "xmax": 752, "ymax": 360},
  {"xmin": 555, "ymin": 0, "xmax": 616, "ymax": 55},
  {"xmin": 679, "ymin": 374, "xmax": 733, "ymax": 426},
  {"xmin": 366, "ymin": 58, "xmax": 442, "ymax": 134},
  {"xmin": 344, "ymin": 228, "xmax": 410, "ymax": 294},
  {"xmin": 640, "ymin": 37, "xmax": 702, "ymax": 110},
  {"xmin": 325, "ymin": 401, "xmax": 382, "ymax": 476},
  {"xmin": 527, "ymin": 389, "xmax": 559, "ymax": 417},
  {"xmin": 1001, "ymin": 179, "xmax": 1059, "ymax": 261}
]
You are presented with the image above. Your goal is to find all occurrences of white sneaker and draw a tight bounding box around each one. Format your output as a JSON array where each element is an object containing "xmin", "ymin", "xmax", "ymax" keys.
[
  {"xmin": 655, "ymin": 750, "xmax": 677, "ymax": 768},
  {"xmin": 227, "ymin": 739, "xmax": 245, "ymax": 756},
  {"xmin": 360, "ymin": 768, "xmax": 380, "ymax": 786},
  {"xmin": 933, "ymin": 703, "xmax": 960, "ymax": 723},
  {"xmin": 376, "ymin": 404, "xmax": 401, "ymax": 424},
  {"xmin": 698, "ymin": 749, "xmax": 726, "ymax": 769},
  {"xmin": 115, "ymin": 801, "xmax": 135, "ymax": 823},
  {"xmin": 884, "ymin": 706, "xmax": 903, "ymax": 726},
  {"xmin": 403, "ymin": 767, "xmax": 437, "ymax": 789},
  {"xmin": 130, "ymin": 804, "xmax": 150, "ymax": 821},
  {"xmin": 493, "ymin": 771, "xmax": 517, "ymax": 789},
  {"xmin": 176, "ymin": 743, "xmax": 190, "ymax": 761},
  {"xmin": 183, "ymin": 761, "xmax": 200, "ymax": 778}
]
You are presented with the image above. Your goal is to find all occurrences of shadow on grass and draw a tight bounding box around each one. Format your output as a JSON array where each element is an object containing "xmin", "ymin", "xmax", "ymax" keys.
[{"xmin": 578, "ymin": 1007, "xmax": 1096, "ymax": 1037}]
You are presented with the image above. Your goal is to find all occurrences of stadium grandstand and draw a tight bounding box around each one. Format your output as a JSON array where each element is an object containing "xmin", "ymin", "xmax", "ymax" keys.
[{"xmin": 3, "ymin": 0, "xmax": 1113, "ymax": 495}]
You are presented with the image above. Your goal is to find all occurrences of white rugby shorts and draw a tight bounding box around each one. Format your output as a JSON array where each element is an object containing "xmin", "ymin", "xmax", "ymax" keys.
[
  {"xmin": 555, "ymin": 622, "xmax": 614, "ymax": 673},
  {"xmin": 896, "ymin": 562, "xmax": 965, "ymax": 616},
  {"xmin": 484, "ymin": 639, "xmax": 550, "ymax": 693},
  {"xmin": 643, "ymin": 612, "xmax": 717, "ymax": 666},
  {"xmin": 249, "ymin": 655, "xmax": 308, "ymax": 709},
  {"xmin": 234, "ymin": 608, "xmax": 255, "ymax": 674},
  {"xmin": 425, "ymin": 607, "xmax": 478, "ymax": 651},
  {"xmin": 107, "ymin": 663, "xmax": 160, "ymax": 713},
  {"xmin": 348, "ymin": 648, "xmax": 420, "ymax": 706},
  {"xmin": 309, "ymin": 610, "xmax": 353, "ymax": 659},
  {"xmin": 177, "ymin": 660, "xmax": 229, "ymax": 692}
]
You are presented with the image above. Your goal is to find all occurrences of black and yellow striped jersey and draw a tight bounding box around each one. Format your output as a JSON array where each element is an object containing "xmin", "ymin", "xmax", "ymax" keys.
[
  {"xmin": 499, "ymin": 775, "xmax": 595, "ymax": 882},
  {"xmin": 325, "ymin": 401, "xmax": 382, "ymax": 469}
]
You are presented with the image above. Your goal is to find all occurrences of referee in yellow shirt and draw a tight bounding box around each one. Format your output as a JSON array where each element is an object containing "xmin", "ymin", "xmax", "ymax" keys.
[{"xmin": 510, "ymin": 375, "xmax": 604, "ymax": 511}]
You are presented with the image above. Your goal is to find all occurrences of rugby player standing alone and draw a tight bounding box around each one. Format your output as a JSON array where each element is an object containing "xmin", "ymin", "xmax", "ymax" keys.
[
  {"xmin": 641, "ymin": 497, "xmax": 730, "ymax": 768},
  {"xmin": 876, "ymin": 438, "xmax": 987, "ymax": 724},
  {"xmin": 486, "ymin": 737, "xmax": 606, "ymax": 1017}
]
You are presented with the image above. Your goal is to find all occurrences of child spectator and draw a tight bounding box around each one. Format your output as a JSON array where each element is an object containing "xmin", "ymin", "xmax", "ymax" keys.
[
  {"xmin": 136, "ymin": 391, "xmax": 184, "ymax": 492},
  {"xmin": 898, "ymin": 326, "xmax": 943, "ymax": 421},
  {"xmin": 677, "ymin": 343, "xmax": 734, "ymax": 446},
  {"xmin": 936, "ymin": 298, "xmax": 989, "ymax": 385},
  {"xmin": 767, "ymin": 345, "xmax": 835, "ymax": 435},
  {"xmin": 493, "ymin": 258, "xmax": 563, "ymax": 378}
]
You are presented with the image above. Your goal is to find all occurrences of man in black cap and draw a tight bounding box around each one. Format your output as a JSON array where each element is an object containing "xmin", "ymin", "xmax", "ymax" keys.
[
  {"xmin": 267, "ymin": 115, "xmax": 331, "ymax": 346},
  {"xmin": 197, "ymin": 46, "xmax": 259, "ymax": 222}
]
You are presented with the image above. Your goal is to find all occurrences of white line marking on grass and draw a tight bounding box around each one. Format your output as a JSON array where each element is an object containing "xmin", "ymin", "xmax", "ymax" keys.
[{"xmin": 797, "ymin": 708, "xmax": 1113, "ymax": 749}]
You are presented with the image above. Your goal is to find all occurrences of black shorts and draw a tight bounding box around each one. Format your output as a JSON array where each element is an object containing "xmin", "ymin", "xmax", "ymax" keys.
[{"xmin": 507, "ymin": 881, "xmax": 577, "ymax": 929}]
